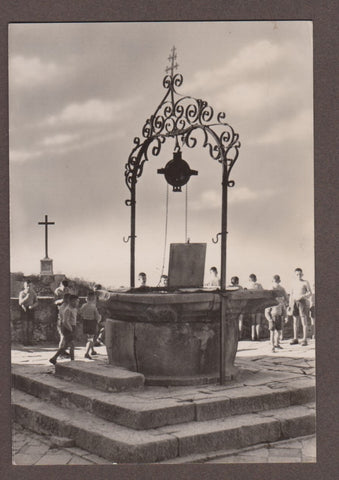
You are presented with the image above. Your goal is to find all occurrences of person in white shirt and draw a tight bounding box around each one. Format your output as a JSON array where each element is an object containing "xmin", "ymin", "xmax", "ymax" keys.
[
  {"xmin": 288, "ymin": 268, "xmax": 312, "ymax": 346},
  {"xmin": 18, "ymin": 280, "xmax": 38, "ymax": 345},
  {"xmin": 208, "ymin": 267, "xmax": 220, "ymax": 288}
]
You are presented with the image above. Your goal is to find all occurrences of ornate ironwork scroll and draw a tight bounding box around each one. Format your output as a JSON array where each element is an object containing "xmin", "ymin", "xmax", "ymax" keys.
[{"xmin": 125, "ymin": 72, "xmax": 240, "ymax": 196}]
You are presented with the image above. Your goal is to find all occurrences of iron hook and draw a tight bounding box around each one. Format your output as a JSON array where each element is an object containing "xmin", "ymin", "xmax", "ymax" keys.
[
  {"xmin": 123, "ymin": 235, "xmax": 137, "ymax": 243},
  {"xmin": 212, "ymin": 232, "xmax": 222, "ymax": 244}
]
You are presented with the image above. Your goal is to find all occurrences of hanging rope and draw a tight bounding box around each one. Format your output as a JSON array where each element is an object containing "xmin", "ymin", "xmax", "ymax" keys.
[
  {"xmin": 158, "ymin": 182, "xmax": 169, "ymax": 284},
  {"xmin": 185, "ymin": 183, "xmax": 188, "ymax": 242}
]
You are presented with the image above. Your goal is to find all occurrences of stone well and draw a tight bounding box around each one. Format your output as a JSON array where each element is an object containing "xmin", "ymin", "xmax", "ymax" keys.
[{"xmin": 100, "ymin": 289, "xmax": 278, "ymax": 386}]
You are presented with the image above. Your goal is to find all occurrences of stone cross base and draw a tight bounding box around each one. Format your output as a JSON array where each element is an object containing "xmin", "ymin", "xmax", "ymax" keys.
[{"xmin": 40, "ymin": 258, "xmax": 53, "ymax": 276}]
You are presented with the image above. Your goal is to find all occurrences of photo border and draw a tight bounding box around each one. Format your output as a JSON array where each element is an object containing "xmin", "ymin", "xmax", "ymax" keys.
[{"xmin": 1, "ymin": 1, "xmax": 338, "ymax": 479}]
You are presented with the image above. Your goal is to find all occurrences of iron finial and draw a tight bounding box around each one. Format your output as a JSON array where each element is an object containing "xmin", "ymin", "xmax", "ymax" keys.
[{"xmin": 165, "ymin": 46, "xmax": 179, "ymax": 77}]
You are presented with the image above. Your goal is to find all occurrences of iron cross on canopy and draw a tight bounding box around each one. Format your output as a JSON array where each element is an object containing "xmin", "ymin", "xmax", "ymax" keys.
[
  {"xmin": 165, "ymin": 46, "xmax": 179, "ymax": 76},
  {"xmin": 38, "ymin": 214, "xmax": 55, "ymax": 259}
]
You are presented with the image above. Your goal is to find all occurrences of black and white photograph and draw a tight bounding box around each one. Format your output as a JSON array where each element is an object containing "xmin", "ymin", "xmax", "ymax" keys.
[{"xmin": 9, "ymin": 21, "xmax": 316, "ymax": 465}]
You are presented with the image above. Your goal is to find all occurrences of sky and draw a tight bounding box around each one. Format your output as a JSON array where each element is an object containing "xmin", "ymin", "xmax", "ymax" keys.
[{"xmin": 9, "ymin": 21, "xmax": 314, "ymax": 290}]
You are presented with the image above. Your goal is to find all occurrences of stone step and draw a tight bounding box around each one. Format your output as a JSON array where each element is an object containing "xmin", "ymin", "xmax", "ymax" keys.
[
  {"xmin": 12, "ymin": 365, "xmax": 193, "ymax": 430},
  {"xmin": 12, "ymin": 365, "xmax": 315, "ymax": 431},
  {"xmin": 54, "ymin": 360, "xmax": 144, "ymax": 392},
  {"xmin": 12, "ymin": 389, "xmax": 177, "ymax": 463},
  {"xmin": 12, "ymin": 388, "xmax": 316, "ymax": 463}
]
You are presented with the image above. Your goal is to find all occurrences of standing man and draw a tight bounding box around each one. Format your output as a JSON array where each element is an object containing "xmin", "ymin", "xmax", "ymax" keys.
[
  {"xmin": 289, "ymin": 268, "xmax": 312, "ymax": 346},
  {"xmin": 18, "ymin": 280, "xmax": 38, "ymax": 345},
  {"xmin": 227, "ymin": 276, "xmax": 244, "ymax": 339},
  {"xmin": 247, "ymin": 274, "xmax": 264, "ymax": 341}
]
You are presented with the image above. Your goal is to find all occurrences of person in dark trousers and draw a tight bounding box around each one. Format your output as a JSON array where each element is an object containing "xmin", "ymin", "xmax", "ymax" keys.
[{"xmin": 18, "ymin": 280, "xmax": 38, "ymax": 345}]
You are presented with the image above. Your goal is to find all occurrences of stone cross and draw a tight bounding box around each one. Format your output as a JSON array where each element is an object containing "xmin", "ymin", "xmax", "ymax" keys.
[
  {"xmin": 165, "ymin": 46, "xmax": 179, "ymax": 77},
  {"xmin": 38, "ymin": 214, "xmax": 55, "ymax": 259}
]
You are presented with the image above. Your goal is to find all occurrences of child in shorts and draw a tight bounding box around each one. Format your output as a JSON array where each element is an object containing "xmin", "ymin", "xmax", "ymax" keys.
[
  {"xmin": 57, "ymin": 293, "xmax": 71, "ymax": 357},
  {"xmin": 49, "ymin": 295, "xmax": 78, "ymax": 365},
  {"xmin": 265, "ymin": 303, "xmax": 284, "ymax": 353},
  {"xmin": 265, "ymin": 275, "xmax": 288, "ymax": 352},
  {"xmin": 79, "ymin": 291, "xmax": 102, "ymax": 360}
]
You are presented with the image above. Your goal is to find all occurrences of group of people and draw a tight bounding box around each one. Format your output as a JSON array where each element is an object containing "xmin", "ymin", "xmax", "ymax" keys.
[
  {"xmin": 18, "ymin": 267, "xmax": 315, "ymax": 359},
  {"xmin": 136, "ymin": 272, "xmax": 168, "ymax": 288},
  {"xmin": 49, "ymin": 280, "xmax": 104, "ymax": 365},
  {"xmin": 207, "ymin": 266, "xmax": 315, "ymax": 352}
]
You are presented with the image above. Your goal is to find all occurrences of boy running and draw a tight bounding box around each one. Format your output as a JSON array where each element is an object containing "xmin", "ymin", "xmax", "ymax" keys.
[
  {"xmin": 49, "ymin": 295, "xmax": 78, "ymax": 365},
  {"xmin": 79, "ymin": 291, "xmax": 102, "ymax": 360}
]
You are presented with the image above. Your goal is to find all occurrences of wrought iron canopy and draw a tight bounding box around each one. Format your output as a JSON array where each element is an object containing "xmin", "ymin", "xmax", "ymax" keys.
[
  {"xmin": 124, "ymin": 47, "xmax": 241, "ymax": 293},
  {"xmin": 124, "ymin": 47, "xmax": 241, "ymax": 201}
]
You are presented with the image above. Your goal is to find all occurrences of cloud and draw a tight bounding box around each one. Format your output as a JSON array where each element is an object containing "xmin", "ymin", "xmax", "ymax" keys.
[
  {"xmin": 190, "ymin": 186, "xmax": 276, "ymax": 211},
  {"xmin": 10, "ymin": 130, "xmax": 125, "ymax": 163},
  {"xmin": 183, "ymin": 38, "xmax": 311, "ymax": 121},
  {"xmin": 186, "ymin": 40, "xmax": 281, "ymax": 93},
  {"xmin": 229, "ymin": 186, "xmax": 276, "ymax": 204},
  {"xmin": 10, "ymin": 55, "xmax": 61, "ymax": 88},
  {"xmin": 45, "ymin": 97, "xmax": 140, "ymax": 127},
  {"xmin": 214, "ymin": 80, "xmax": 288, "ymax": 115},
  {"xmin": 10, "ymin": 149, "xmax": 43, "ymax": 163},
  {"xmin": 40, "ymin": 133, "xmax": 79, "ymax": 147},
  {"xmin": 252, "ymin": 108, "xmax": 313, "ymax": 145}
]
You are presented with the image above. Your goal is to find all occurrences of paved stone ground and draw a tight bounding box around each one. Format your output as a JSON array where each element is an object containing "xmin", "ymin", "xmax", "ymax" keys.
[{"xmin": 11, "ymin": 337, "xmax": 316, "ymax": 464}]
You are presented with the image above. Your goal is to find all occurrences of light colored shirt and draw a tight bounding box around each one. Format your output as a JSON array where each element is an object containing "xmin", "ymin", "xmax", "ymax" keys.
[
  {"xmin": 57, "ymin": 302, "xmax": 68, "ymax": 327},
  {"xmin": 247, "ymin": 281, "xmax": 263, "ymax": 290},
  {"xmin": 54, "ymin": 285, "xmax": 70, "ymax": 305},
  {"xmin": 208, "ymin": 277, "xmax": 220, "ymax": 287},
  {"xmin": 19, "ymin": 288, "xmax": 38, "ymax": 310},
  {"xmin": 79, "ymin": 302, "xmax": 101, "ymax": 322},
  {"xmin": 62, "ymin": 306, "xmax": 77, "ymax": 331},
  {"xmin": 227, "ymin": 284, "xmax": 243, "ymax": 289}
]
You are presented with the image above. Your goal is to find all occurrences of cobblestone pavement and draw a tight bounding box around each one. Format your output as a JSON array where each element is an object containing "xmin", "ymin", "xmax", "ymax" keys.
[
  {"xmin": 11, "ymin": 337, "xmax": 316, "ymax": 464},
  {"xmin": 12, "ymin": 423, "xmax": 115, "ymax": 465}
]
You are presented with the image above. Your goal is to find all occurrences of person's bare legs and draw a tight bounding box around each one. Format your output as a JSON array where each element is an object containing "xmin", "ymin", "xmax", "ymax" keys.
[
  {"xmin": 238, "ymin": 314, "xmax": 243, "ymax": 339},
  {"xmin": 290, "ymin": 315, "xmax": 300, "ymax": 344},
  {"xmin": 255, "ymin": 313, "xmax": 261, "ymax": 340},
  {"xmin": 270, "ymin": 330, "xmax": 275, "ymax": 352},
  {"xmin": 251, "ymin": 324, "xmax": 256, "ymax": 341},
  {"xmin": 300, "ymin": 315, "xmax": 308, "ymax": 345}
]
